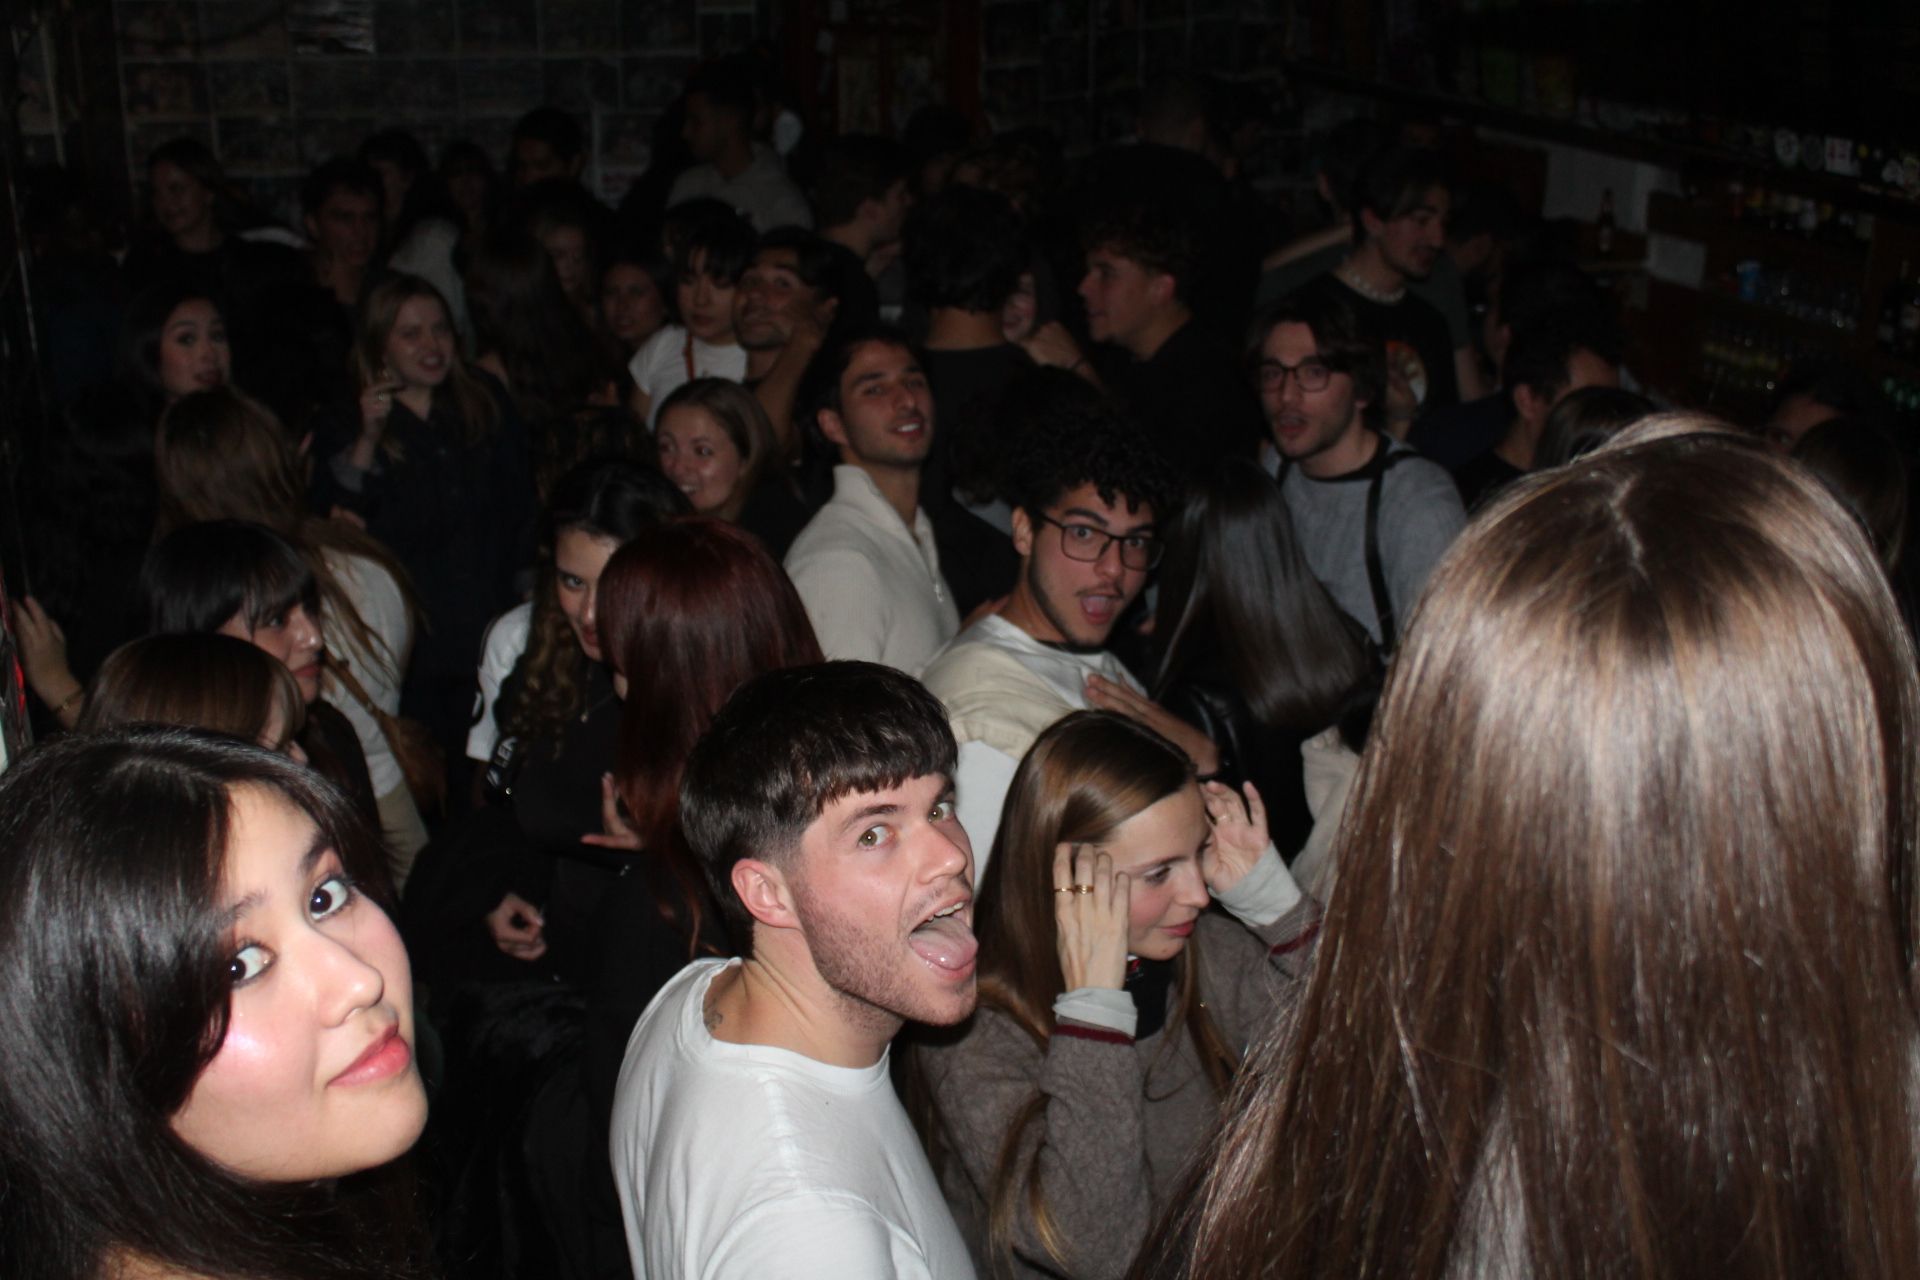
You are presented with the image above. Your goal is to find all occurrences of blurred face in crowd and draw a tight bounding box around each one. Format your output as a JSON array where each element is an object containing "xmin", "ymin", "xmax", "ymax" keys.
[
  {"xmin": 677, "ymin": 249, "xmax": 738, "ymax": 346},
  {"xmin": 307, "ymin": 187, "xmax": 382, "ymax": 271},
  {"xmin": 1764, "ymin": 392, "xmax": 1842, "ymax": 454},
  {"xmin": 682, "ymin": 92, "xmax": 746, "ymax": 164},
  {"xmin": 1259, "ymin": 319, "xmax": 1370, "ymax": 478},
  {"xmin": 868, "ymin": 179, "xmax": 912, "ymax": 247},
  {"xmin": 157, "ymin": 299, "xmax": 231, "ymax": 400},
  {"xmin": 1001, "ymin": 271, "xmax": 1039, "ymax": 344},
  {"xmin": 1514, "ymin": 346, "xmax": 1620, "ymax": 435},
  {"xmin": 382, "ymin": 295, "xmax": 454, "ymax": 394},
  {"xmin": 152, "ymin": 160, "xmax": 215, "ymax": 245},
  {"xmin": 1365, "ymin": 183, "xmax": 1450, "ymax": 282},
  {"xmin": 512, "ymin": 138, "xmax": 577, "ymax": 187},
  {"xmin": 1007, "ymin": 482, "xmax": 1155, "ymax": 649},
  {"xmin": 554, "ymin": 526, "xmax": 620, "ymax": 665},
  {"xmin": 817, "ymin": 340, "xmax": 934, "ymax": 471},
  {"xmin": 219, "ymin": 603, "xmax": 324, "ymax": 705},
  {"xmin": 657, "ymin": 403, "xmax": 747, "ymax": 518},
  {"xmin": 539, "ymin": 223, "xmax": 593, "ymax": 307},
  {"xmin": 1079, "ymin": 245, "xmax": 1172, "ymax": 355},
  {"xmin": 367, "ymin": 158, "xmax": 412, "ymax": 227},
  {"xmin": 735, "ymin": 247, "xmax": 824, "ymax": 351},
  {"xmin": 601, "ymin": 263, "xmax": 667, "ymax": 350},
  {"xmin": 170, "ymin": 786, "xmax": 426, "ymax": 1180}
]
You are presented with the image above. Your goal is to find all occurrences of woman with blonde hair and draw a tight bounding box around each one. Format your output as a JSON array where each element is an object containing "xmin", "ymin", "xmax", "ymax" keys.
[
  {"xmin": 909, "ymin": 709, "xmax": 1319, "ymax": 1280},
  {"xmin": 156, "ymin": 385, "xmax": 437, "ymax": 861},
  {"xmin": 317, "ymin": 272, "xmax": 535, "ymax": 766},
  {"xmin": 1142, "ymin": 425, "xmax": 1920, "ymax": 1280}
]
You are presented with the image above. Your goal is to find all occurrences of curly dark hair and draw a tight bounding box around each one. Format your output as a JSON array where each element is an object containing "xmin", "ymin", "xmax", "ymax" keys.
[
  {"xmin": 902, "ymin": 184, "xmax": 1028, "ymax": 312},
  {"xmin": 995, "ymin": 368, "xmax": 1183, "ymax": 523}
]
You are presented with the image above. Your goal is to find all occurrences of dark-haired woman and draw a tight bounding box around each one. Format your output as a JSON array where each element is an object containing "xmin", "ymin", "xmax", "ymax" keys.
[
  {"xmin": 467, "ymin": 229, "xmax": 627, "ymax": 445},
  {"xmin": 655, "ymin": 378, "xmax": 814, "ymax": 558},
  {"xmin": 909, "ymin": 710, "xmax": 1316, "ymax": 1280},
  {"xmin": 599, "ymin": 241, "xmax": 674, "ymax": 358},
  {"xmin": 318, "ymin": 272, "xmax": 536, "ymax": 765},
  {"xmin": 14, "ymin": 279, "xmax": 235, "ymax": 718},
  {"xmin": 1152, "ymin": 457, "xmax": 1376, "ymax": 871},
  {"xmin": 0, "ymin": 728, "xmax": 429, "ymax": 1280},
  {"xmin": 141, "ymin": 520, "xmax": 384, "ymax": 887},
  {"xmin": 79, "ymin": 631, "xmax": 309, "ymax": 760},
  {"xmin": 156, "ymin": 386, "xmax": 438, "ymax": 866},
  {"xmin": 628, "ymin": 208, "xmax": 754, "ymax": 425}
]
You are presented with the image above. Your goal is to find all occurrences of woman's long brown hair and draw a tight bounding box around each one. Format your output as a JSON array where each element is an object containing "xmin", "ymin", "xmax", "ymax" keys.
[
  {"xmin": 351, "ymin": 273, "xmax": 499, "ymax": 452},
  {"xmin": 1146, "ymin": 423, "xmax": 1920, "ymax": 1280},
  {"xmin": 919, "ymin": 710, "xmax": 1237, "ymax": 1274}
]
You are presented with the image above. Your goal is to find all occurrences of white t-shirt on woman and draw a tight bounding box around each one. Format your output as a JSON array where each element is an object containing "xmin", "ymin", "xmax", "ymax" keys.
[{"xmin": 628, "ymin": 324, "xmax": 748, "ymax": 428}]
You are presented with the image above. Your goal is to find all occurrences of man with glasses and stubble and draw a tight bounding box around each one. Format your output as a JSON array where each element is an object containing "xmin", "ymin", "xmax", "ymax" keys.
[
  {"xmin": 920, "ymin": 388, "xmax": 1219, "ymax": 866},
  {"xmin": 1255, "ymin": 290, "xmax": 1465, "ymax": 654}
]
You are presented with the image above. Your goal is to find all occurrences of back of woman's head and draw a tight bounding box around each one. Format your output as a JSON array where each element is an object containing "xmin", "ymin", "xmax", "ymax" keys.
[
  {"xmin": 80, "ymin": 633, "xmax": 304, "ymax": 747},
  {"xmin": 979, "ymin": 711, "xmax": 1192, "ymax": 1003},
  {"xmin": 546, "ymin": 455, "xmax": 690, "ymax": 546},
  {"xmin": 1154, "ymin": 457, "xmax": 1372, "ymax": 732},
  {"xmin": 596, "ymin": 518, "xmax": 822, "ymax": 846},
  {"xmin": 0, "ymin": 727, "xmax": 400, "ymax": 1280},
  {"xmin": 155, "ymin": 386, "xmax": 306, "ymax": 536},
  {"xmin": 1164, "ymin": 427, "xmax": 1920, "ymax": 1279},
  {"xmin": 1792, "ymin": 414, "xmax": 1909, "ymax": 574},
  {"xmin": 465, "ymin": 228, "xmax": 614, "ymax": 428},
  {"xmin": 1534, "ymin": 383, "xmax": 1657, "ymax": 468},
  {"xmin": 143, "ymin": 519, "xmax": 318, "ymax": 637}
]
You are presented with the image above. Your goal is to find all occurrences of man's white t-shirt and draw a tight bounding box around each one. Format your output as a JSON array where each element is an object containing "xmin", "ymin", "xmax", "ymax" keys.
[{"xmin": 611, "ymin": 959, "xmax": 976, "ymax": 1280}]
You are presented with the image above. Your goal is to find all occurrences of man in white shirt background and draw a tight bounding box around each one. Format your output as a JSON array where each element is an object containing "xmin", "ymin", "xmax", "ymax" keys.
[{"xmin": 785, "ymin": 326, "xmax": 960, "ymax": 675}]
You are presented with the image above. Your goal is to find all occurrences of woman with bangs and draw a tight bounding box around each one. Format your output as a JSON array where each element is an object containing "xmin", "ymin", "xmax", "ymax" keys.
[
  {"xmin": 140, "ymin": 520, "xmax": 385, "ymax": 888},
  {"xmin": 320, "ymin": 272, "xmax": 535, "ymax": 765},
  {"xmin": 1142, "ymin": 423, "xmax": 1920, "ymax": 1280},
  {"xmin": 80, "ymin": 632, "xmax": 310, "ymax": 762},
  {"xmin": 0, "ymin": 727, "xmax": 429, "ymax": 1280},
  {"xmin": 907, "ymin": 709, "xmax": 1321, "ymax": 1280},
  {"xmin": 155, "ymin": 385, "xmax": 438, "ymax": 867},
  {"xmin": 627, "ymin": 205, "xmax": 754, "ymax": 426}
]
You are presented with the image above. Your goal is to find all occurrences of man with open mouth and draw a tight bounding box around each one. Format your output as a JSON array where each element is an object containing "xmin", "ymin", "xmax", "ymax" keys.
[{"xmin": 611, "ymin": 661, "xmax": 979, "ymax": 1279}]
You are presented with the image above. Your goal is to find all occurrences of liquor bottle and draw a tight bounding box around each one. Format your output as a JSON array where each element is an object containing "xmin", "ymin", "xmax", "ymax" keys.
[{"xmin": 1596, "ymin": 188, "xmax": 1615, "ymax": 255}]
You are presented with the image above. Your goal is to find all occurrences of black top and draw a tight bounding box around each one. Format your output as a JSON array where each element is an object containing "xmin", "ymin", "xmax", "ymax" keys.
[
  {"xmin": 1452, "ymin": 447, "xmax": 1526, "ymax": 513},
  {"xmin": 736, "ymin": 472, "xmax": 817, "ymax": 562},
  {"xmin": 921, "ymin": 342, "xmax": 1035, "ymax": 502},
  {"xmin": 314, "ymin": 374, "xmax": 536, "ymax": 757},
  {"xmin": 1408, "ymin": 391, "xmax": 1510, "ymax": 471},
  {"xmin": 1100, "ymin": 319, "xmax": 1267, "ymax": 478},
  {"xmin": 1306, "ymin": 275, "xmax": 1461, "ymax": 415}
]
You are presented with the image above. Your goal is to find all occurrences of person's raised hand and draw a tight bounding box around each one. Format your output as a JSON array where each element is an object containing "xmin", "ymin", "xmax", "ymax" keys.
[
  {"xmin": 1084, "ymin": 674, "xmax": 1222, "ymax": 776},
  {"xmin": 1052, "ymin": 841, "xmax": 1130, "ymax": 992},
  {"xmin": 1021, "ymin": 321, "xmax": 1085, "ymax": 372},
  {"xmin": 579, "ymin": 772, "xmax": 643, "ymax": 850},
  {"xmin": 358, "ymin": 373, "xmax": 403, "ymax": 442},
  {"xmin": 1200, "ymin": 780, "xmax": 1270, "ymax": 896},
  {"xmin": 12, "ymin": 596, "xmax": 78, "ymax": 711},
  {"xmin": 485, "ymin": 892, "xmax": 547, "ymax": 961}
]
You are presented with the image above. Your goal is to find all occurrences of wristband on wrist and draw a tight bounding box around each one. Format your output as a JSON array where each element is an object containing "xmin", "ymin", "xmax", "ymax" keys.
[{"xmin": 51, "ymin": 686, "xmax": 84, "ymax": 717}]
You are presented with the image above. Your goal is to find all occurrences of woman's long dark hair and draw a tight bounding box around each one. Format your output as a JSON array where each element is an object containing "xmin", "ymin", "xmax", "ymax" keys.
[
  {"xmin": 465, "ymin": 228, "xmax": 620, "ymax": 433},
  {"xmin": 499, "ymin": 459, "xmax": 689, "ymax": 751},
  {"xmin": 141, "ymin": 519, "xmax": 319, "ymax": 639},
  {"xmin": 1152, "ymin": 457, "xmax": 1372, "ymax": 732},
  {"xmin": 0, "ymin": 727, "xmax": 428, "ymax": 1280},
  {"xmin": 595, "ymin": 517, "xmax": 823, "ymax": 952}
]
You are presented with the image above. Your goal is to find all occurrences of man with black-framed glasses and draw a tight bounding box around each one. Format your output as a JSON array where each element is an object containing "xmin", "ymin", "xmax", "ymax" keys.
[
  {"xmin": 921, "ymin": 382, "xmax": 1221, "ymax": 865},
  {"xmin": 1252, "ymin": 290, "xmax": 1465, "ymax": 653}
]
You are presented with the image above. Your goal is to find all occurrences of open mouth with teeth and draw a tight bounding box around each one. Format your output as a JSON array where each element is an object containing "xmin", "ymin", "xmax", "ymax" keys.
[{"xmin": 908, "ymin": 899, "xmax": 978, "ymax": 977}]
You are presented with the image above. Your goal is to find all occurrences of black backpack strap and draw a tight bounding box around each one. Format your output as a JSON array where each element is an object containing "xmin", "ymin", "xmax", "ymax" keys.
[{"xmin": 1363, "ymin": 442, "xmax": 1412, "ymax": 653}]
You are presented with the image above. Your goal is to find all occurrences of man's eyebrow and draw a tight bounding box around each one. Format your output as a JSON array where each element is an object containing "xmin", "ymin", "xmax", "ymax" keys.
[
  {"xmin": 838, "ymin": 801, "xmax": 901, "ymax": 837},
  {"xmin": 1058, "ymin": 506, "xmax": 1156, "ymax": 534}
]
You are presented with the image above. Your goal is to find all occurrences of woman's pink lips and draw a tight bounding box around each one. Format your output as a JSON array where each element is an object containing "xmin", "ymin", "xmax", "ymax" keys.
[
  {"xmin": 1161, "ymin": 921, "xmax": 1195, "ymax": 937},
  {"xmin": 330, "ymin": 1024, "xmax": 410, "ymax": 1086}
]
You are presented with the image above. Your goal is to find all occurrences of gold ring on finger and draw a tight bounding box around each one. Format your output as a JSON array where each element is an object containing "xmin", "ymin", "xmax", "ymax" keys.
[{"xmin": 1072, "ymin": 884, "xmax": 1094, "ymax": 894}]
